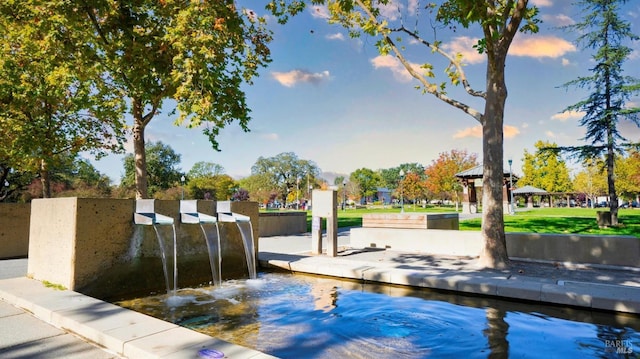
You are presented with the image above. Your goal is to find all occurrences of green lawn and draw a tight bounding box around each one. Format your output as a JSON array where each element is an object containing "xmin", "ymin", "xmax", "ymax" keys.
[
  {"xmin": 283, "ymin": 206, "xmax": 640, "ymax": 238},
  {"xmin": 461, "ymin": 208, "xmax": 640, "ymax": 237}
]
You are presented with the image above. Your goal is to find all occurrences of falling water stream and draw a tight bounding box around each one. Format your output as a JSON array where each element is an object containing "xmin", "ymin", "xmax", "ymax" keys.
[
  {"xmin": 199, "ymin": 223, "xmax": 222, "ymax": 288},
  {"xmin": 236, "ymin": 220, "xmax": 256, "ymax": 279},
  {"xmin": 152, "ymin": 224, "xmax": 178, "ymax": 296}
]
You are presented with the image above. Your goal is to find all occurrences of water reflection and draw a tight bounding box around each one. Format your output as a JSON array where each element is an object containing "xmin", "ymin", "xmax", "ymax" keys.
[{"xmin": 116, "ymin": 272, "xmax": 640, "ymax": 358}]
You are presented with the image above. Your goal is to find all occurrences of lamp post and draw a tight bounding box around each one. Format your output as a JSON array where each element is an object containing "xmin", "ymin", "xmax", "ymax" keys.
[
  {"xmin": 508, "ymin": 159, "xmax": 514, "ymax": 214},
  {"xmin": 399, "ymin": 169, "xmax": 405, "ymax": 213},
  {"xmin": 180, "ymin": 175, "xmax": 185, "ymax": 200},
  {"xmin": 342, "ymin": 179, "xmax": 346, "ymax": 211}
]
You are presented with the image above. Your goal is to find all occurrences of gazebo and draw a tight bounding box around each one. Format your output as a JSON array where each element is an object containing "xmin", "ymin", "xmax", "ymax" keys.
[
  {"xmin": 455, "ymin": 164, "xmax": 518, "ymax": 214},
  {"xmin": 512, "ymin": 185, "xmax": 548, "ymax": 208}
]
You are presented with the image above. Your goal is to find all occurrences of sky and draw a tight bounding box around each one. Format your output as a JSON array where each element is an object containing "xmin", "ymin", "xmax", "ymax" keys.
[{"xmin": 87, "ymin": 0, "xmax": 640, "ymax": 185}]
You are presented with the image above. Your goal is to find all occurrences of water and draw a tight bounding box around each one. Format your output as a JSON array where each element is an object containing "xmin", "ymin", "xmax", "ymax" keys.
[
  {"xmin": 199, "ymin": 223, "xmax": 222, "ymax": 287},
  {"xmin": 152, "ymin": 224, "xmax": 178, "ymax": 296},
  {"xmin": 116, "ymin": 272, "xmax": 640, "ymax": 358},
  {"xmin": 236, "ymin": 221, "xmax": 256, "ymax": 279}
]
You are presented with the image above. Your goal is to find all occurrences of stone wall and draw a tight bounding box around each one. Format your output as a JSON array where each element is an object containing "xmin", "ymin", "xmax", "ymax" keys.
[
  {"xmin": 259, "ymin": 211, "xmax": 307, "ymax": 237},
  {"xmin": 350, "ymin": 227, "xmax": 640, "ymax": 267},
  {"xmin": 0, "ymin": 203, "xmax": 30, "ymax": 259}
]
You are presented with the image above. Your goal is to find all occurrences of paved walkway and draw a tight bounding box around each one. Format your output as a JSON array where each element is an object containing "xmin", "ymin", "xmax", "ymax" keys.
[{"xmin": 1, "ymin": 228, "xmax": 640, "ymax": 358}]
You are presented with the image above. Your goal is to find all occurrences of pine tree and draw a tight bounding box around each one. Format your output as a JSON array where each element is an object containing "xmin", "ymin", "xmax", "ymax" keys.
[{"xmin": 559, "ymin": 0, "xmax": 640, "ymax": 225}]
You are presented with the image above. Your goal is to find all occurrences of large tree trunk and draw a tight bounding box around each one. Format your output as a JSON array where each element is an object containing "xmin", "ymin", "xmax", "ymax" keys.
[
  {"xmin": 132, "ymin": 100, "xmax": 148, "ymax": 199},
  {"xmin": 478, "ymin": 55, "xmax": 509, "ymax": 269},
  {"xmin": 40, "ymin": 158, "xmax": 51, "ymax": 198}
]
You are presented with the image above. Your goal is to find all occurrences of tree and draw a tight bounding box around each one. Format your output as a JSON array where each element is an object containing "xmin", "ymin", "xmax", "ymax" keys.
[
  {"xmin": 557, "ymin": 0, "xmax": 640, "ymax": 225},
  {"xmin": 380, "ymin": 163, "xmax": 424, "ymax": 191},
  {"xmin": 0, "ymin": 2, "xmax": 126, "ymax": 198},
  {"xmin": 424, "ymin": 149, "xmax": 479, "ymax": 207},
  {"xmin": 251, "ymin": 152, "xmax": 320, "ymax": 205},
  {"xmin": 615, "ymin": 151, "xmax": 640, "ymax": 203},
  {"xmin": 573, "ymin": 159, "xmax": 607, "ymax": 208},
  {"xmin": 121, "ymin": 141, "xmax": 183, "ymax": 198},
  {"xmin": 399, "ymin": 171, "xmax": 424, "ymax": 209},
  {"xmin": 72, "ymin": 2, "xmax": 275, "ymax": 199},
  {"xmin": 186, "ymin": 161, "xmax": 237, "ymax": 200},
  {"xmin": 350, "ymin": 167, "xmax": 382, "ymax": 204},
  {"xmin": 238, "ymin": 173, "xmax": 277, "ymax": 206},
  {"xmin": 271, "ymin": 0, "xmax": 540, "ymax": 268},
  {"xmin": 519, "ymin": 141, "xmax": 572, "ymax": 194}
]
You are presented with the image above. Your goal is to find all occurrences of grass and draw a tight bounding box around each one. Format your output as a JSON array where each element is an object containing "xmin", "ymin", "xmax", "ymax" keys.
[
  {"xmin": 460, "ymin": 208, "xmax": 640, "ymax": 237},
  {"xmin": 272, "ymin": 206, "xmax": 640, "ymax": 238}
]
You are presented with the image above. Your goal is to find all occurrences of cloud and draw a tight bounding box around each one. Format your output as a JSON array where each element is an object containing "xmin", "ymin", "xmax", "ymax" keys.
[
  {"xmin": 545, "ymin": 130, "xmax": 556, "ymax": 138},
  {"xmin": 271, "ymin": 70, "xmax": 330, "ymax": 87},
  {"xmin": 510, "ymin": 35, "xmax": 577, "ymax": 58},
  {"xmin": 309, "ymin": 5, "xmax": 329, "ymax": 19},
  {"xmin": 453, "ymin": 125, "xmax": 520, "ymax": 139},
  {"xmin": 531, "ymin": 0, "xmax": 552, "ymax": 6},
  {"xmin": 442, "ymin": 37, "xmax": 485, "ymax": 64},
  {"xmin": 551, "ymin": 110, "xmax": 584, "ymax": 122},
  {"xmin": 504, "ymin": 125, "xmax": 521, "ymax": 138},
  {"xmin": 260, "ymin": 133, "xmax": 279, "ymax": 141},
  {"xmin": 326, "ymin": 33, "xmax": 345, "ymax": 41},
  {"xmin": 562, "ymin": 58, "xmax": 571, "ymax": 66},
  {"xmin": 542, "ymin": 13, "xmax": 575, "ymax": 27},
  {"xmin": 370, "ymin": 56, "xmax": 412, "ymax": 82},
  {"xmin": 453, "ymin": 126, "xmax": 482, "ymax": 139}
]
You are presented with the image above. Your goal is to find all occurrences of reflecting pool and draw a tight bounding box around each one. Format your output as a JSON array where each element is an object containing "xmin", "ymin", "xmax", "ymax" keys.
[{"xmin": 116, "ymin": 272, "xmax": 640, "ymax": 358}]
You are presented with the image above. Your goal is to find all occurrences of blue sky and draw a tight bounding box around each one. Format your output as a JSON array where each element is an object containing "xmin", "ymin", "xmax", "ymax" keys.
[{"xmin": 89, "ymin": 0, "xmax": 640, "ymax": 184}]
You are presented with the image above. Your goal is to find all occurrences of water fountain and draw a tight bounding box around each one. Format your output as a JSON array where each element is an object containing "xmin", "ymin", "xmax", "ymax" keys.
[
  {"xmin": 179, "ymin": 200, "xmax": 222, "ymax": 287},
  {"xmin": 134, "ymin": 199, "xmax": 177, "ymax": 296}
]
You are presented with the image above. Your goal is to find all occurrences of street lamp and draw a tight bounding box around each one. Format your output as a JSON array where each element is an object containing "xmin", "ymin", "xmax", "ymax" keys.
[
  {"xmin": 180, "ymin": 175, "xmax": 185, "ymax": 200},
  {"xmin": 342, "ymin": 179, "xmax": 347, "ymax": 211},
  {"xmin": 508, "ymin": 159, "xmax": 514, "ymax": 214},
  {"xmin": 399, "ymin": 169, "xmax": 405, "ymax": 213}
]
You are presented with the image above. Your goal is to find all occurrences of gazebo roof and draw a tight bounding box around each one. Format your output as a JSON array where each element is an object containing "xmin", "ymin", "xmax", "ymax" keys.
[
  {"xmin": 455, "ymin": 164, "xmax": 517, "ymax": 179},
  {"xmin": 512, "ymin": 185, "xmax": 548, "ymax": 195}
]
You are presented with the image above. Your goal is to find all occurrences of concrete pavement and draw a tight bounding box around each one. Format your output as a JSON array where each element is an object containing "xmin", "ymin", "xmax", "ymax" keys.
[{"xmin": 1, "ymin": 227, "xmax": 640, "ymax": 358}]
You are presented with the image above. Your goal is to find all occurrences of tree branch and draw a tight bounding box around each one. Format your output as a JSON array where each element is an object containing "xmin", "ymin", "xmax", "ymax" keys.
[
  {"xmin": 352, "ymin": 0, "xmax": 483, "ymax": 122},
  {"xmin": 393, "ymin": 26, "xmax": 486, "ymax": 99}
]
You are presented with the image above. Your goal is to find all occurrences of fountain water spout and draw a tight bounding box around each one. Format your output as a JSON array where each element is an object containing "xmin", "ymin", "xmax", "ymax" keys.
[
  {"xmin": 179, "ymin": 200, "xmax": 217, "ymax": 224},
  {"xmin": 134, "ymin": 199, "xmax": 174, "ymax": 225}
]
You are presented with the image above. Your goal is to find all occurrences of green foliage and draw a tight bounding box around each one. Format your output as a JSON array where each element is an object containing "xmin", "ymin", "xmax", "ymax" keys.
[
  {"xmin": 0, "ymin": 1, "xmax": 127, "ymax": 197},
  {"xmin": 519, "ymin": 141, "xmax": 572, "ymax": 193},
  {"xmin": 251, "ymin": 152, "xmax": 320, "ymax": 205},
  {"xmin": 350, "ymin": 168, "xmax": 382, "ymax": 202}
]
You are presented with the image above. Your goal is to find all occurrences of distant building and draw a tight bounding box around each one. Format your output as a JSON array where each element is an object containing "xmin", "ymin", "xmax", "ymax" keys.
[{"xmin": 361, "ymin": 187, "xmax": 392, "ymax": 204}]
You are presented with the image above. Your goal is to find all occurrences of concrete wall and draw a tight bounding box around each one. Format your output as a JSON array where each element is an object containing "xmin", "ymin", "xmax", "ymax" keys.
[
  {"xmin": 259, "ymin": 211, "xmax": 307, "ymax": 237},
  {"xmin": 362, "ymin": 213, "xmax": 459, "ymax": 230},
  {"xmin": 27, "ymin": 198, "xmax": 260, "ymax": 300},
  {"xmin": 350, "ymin": 227, "xmax": 640, "ymax": 267},
  {"xmin": 0, "ymin": 203, "xmax": 30, "ymax": 259}
]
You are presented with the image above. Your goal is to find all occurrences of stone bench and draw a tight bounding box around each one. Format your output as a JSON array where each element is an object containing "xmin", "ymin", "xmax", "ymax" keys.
[{"xmin": 362, "ymin": 213, "xmax": 459, "ymax": 230}]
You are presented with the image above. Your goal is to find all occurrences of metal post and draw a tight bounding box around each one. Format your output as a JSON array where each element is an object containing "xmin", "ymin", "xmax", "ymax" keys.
[
  {"xmin": 180, "ymin": 175, "xmax": 185, "ymax": 200},
  {"xmin": 508, "ymin": 159, "xmax": 514, "ymax": 214},
  {"xmin": 399, "ymin": 169, "xmax": 405, "ymax": 213},
  {"xmin": 342, "ymin": 180, "xmax": 346, "ymax": 211}
]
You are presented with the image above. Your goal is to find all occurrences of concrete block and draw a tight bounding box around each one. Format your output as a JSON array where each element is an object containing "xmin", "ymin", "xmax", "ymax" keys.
[
  {"xmin": 540, "ymin": 283, "xmax": 592, "ymax": 307},
  {"xmin": 495, "ymin": 280, "xmax": 542, "ymax": 301},
  {"xmin": 0, "ymin": 203, "xmax": 30, "ymax": 259},
  {"xmin": 456, "ymin": 276, "xmax": 500, "ymax": 296},
  {"xmin": 123, "ymin": 327, "xmax": 222, "ymax": 358}
]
